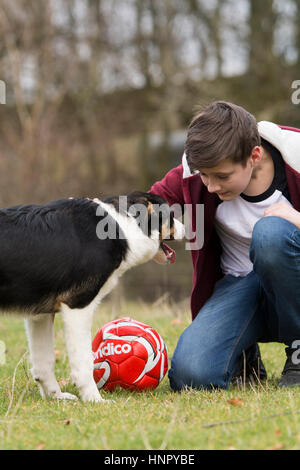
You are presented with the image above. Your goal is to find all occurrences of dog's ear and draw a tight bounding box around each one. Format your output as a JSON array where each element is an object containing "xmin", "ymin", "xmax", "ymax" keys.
[
  {"xmin": 126, "ymin": 192, "xmax": 156, "ymax": 236},
  {"xmin": 160, "ymin": 216, "xmax": 175, "ymax": 240},
  {"xmin": 146, "ymin": 201, "xmax": 155, "ymax": 216},
  {"xmin": 127, "ymin": 192, "xmax": 148, "ymax": 206},
  {"xmin": 145, "ymin": 195, "xmax": 175, "ymax": 240},
  {"xmin": 126, "ymin": 191, "xmax": 174, "ymax": 239},
  {"xmin": 145, "ymin": 200, "xmax": 174, "ymax": 240}
]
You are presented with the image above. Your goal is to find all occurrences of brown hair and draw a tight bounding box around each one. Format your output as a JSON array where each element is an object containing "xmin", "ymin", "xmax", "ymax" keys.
[{"xmin": 185, "ymin": 101, "xmax": 261, "ymax": 172}]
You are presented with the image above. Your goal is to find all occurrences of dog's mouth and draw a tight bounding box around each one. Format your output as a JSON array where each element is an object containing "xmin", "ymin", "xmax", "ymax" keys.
[{"xmin": 158, "ymin": 241, "xmax": 176, "ymax": 264}]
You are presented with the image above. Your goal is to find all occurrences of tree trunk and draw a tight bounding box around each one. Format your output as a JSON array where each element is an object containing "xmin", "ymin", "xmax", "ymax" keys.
[{"xmin": 248, "ymin": 0, "xmax": 278, "ymax": 79}]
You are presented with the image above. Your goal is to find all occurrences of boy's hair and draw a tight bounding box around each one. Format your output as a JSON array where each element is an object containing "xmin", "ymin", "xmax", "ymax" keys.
[{"xmin": 185, "ymin": 101, "xmax": 261, "ymax": 172}]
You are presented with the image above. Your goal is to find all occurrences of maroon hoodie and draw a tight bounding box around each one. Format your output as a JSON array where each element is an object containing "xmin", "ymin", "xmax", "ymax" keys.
[{"xmin": 150, "ymin": 124, "xmax": 300, "ymax": 320}]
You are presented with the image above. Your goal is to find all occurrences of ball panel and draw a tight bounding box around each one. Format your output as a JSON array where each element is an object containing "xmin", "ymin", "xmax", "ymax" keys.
[
  {"xmin": 131, "ymin": 341, "xmax": 150, "ymax": 361},
  {"xmin": 136, "ymin": 375, "xmax": 159, "ymax": 390},
  {"xmin": 118, "ymin": 356, "xmax": 145, "ymax": 383}
]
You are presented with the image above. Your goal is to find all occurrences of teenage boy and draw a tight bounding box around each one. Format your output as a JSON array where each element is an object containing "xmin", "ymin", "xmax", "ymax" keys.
[{"xmin": 150, "ymin": 101, "xmax": 300, "ymax": 390}]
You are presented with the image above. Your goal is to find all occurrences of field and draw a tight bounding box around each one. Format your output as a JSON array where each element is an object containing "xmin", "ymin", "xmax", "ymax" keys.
[{"xmin": 0, "ymin": 297, "xmax": 300, "ymax": 450}]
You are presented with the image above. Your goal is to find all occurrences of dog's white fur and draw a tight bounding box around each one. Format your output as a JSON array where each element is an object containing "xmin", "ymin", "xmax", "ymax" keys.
[{"xmin": 24, "ymin": 200, "xmax": 185, "ymax": 403}]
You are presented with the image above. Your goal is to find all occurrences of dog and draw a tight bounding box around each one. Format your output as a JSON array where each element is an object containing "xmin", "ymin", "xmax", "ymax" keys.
[{"xmin": 0, "ymin": 191, "xmax": 185, "ymax": 402}]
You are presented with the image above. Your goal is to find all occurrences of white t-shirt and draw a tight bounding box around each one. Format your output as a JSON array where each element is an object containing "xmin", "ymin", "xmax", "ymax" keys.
[{"xmin": 214, "ymin": 139, "xmax": 292, "ymax": 277}]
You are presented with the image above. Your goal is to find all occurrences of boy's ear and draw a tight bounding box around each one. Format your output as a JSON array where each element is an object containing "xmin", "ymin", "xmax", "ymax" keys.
[{"xmin": 250, "ymin": 146, "xmax": 263, "ymax": 167}]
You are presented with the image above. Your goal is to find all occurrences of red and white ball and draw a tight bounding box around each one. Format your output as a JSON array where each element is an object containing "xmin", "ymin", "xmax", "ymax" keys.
[{"xmin": 92, "ymin": 317, "xmax": 168, "ymax": 391}]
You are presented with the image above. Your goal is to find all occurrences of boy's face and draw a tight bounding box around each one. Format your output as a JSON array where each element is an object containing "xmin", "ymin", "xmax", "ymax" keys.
[{"xmin": 198, "ymin": 149, "xmax": 260, "ymax": 201}]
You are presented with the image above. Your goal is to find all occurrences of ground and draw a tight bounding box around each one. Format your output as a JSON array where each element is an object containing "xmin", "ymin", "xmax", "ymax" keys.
[{"xmin": 0, "ymin": 297, "xmax": 299, "ymax": 450}]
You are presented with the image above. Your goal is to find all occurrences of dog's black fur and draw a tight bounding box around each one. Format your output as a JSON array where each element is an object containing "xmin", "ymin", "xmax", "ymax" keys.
[{"xmin": 0, "ymin": 191, "xmax": 174, "ymax": 315}]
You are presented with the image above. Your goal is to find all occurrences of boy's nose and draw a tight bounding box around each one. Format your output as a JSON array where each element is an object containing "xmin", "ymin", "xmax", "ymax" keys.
[{"xmin": 207, "ymin": 182, "xmax": 222, "ymax": 193}]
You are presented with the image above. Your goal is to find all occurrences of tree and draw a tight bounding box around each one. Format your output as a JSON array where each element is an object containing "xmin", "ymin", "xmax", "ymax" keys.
[
  {"xmin": 295, "ymin": 0, "xmax": 300, "ymax": 73},
  {"xmin": 248, "ymin": 0, "xmax": 278, "ymax": 79}
]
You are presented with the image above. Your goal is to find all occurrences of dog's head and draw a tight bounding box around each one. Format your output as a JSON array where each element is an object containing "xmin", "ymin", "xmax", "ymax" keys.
[
  {"xmin": 103, "ymin": 191, "xmax": 185, "ymax": 264},
  {"xmin": 127, "ymin": 191, "xmax": 185, "ymax": 264}
]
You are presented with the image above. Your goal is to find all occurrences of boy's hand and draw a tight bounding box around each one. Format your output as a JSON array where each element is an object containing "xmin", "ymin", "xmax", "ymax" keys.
[{"xmin": 264, "ymin": 201, "xmax": 300, "ymax": 229}]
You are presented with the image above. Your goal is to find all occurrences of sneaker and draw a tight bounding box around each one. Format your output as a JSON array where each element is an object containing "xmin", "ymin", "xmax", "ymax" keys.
[
  {"xmin": 279, "ymin": 347, "xmax": 300, "ymax": 388},
  {"xmin": 232, "ymin": 343, "xmax": 267, "ymax": 385}
]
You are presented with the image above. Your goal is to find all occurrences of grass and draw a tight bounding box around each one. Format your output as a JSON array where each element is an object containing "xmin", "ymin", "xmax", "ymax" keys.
[{"xmin": 0, "ymin": 296, "xmax": 300, "ymax": 450}]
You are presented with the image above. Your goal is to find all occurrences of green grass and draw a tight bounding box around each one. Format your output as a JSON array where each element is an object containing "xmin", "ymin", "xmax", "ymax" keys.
[{"xmin": 0, "ymin": 297, "xmax": 300, "ymax": 450}]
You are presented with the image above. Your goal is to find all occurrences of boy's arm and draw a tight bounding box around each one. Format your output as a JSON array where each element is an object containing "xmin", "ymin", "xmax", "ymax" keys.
[{"xmin": 149, "ymin": 164, "xmax": 185, "ymax": 210}]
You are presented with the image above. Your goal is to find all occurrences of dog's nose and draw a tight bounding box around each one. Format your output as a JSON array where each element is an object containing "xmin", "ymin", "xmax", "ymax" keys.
[{"xmin": 173, "ymin": 219, "xmax": 185, "ymax": 240}]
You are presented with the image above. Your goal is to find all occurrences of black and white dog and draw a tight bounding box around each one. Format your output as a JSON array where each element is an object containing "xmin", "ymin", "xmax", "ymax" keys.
[{"xmin": 0, "ymin": 191, "xmax": 184, "ymax": 402}]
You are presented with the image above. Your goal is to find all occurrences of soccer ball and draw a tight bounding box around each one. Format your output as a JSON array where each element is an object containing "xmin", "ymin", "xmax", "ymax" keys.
[{"xmin": 92, "ymin": 317, "xmax": 168, "ymax": 391}]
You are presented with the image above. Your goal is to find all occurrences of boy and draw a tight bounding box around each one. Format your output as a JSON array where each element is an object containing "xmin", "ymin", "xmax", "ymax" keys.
[{"xmin": 150, "ymin": 101, "xmax": 300, "ymax": 391}]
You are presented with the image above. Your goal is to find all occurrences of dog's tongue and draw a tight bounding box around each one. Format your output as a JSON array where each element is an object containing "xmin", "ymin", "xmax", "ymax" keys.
[{"xmin": 162, "ymin": 242, "xmax": 176, "ymax": 264}]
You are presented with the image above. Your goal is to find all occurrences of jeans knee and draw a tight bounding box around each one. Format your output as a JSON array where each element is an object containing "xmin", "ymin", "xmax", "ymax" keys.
[
  {"xmin": 168, "ymin": 351, "xmax": 227, "ymax": 391},
  {"xmin": 250, "ymin": 217, "xmax": 290, "ymax": 270}
]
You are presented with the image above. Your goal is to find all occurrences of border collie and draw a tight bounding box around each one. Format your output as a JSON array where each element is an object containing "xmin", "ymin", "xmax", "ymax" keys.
[{"xmin": 0, "ymin": 191, "xmax": 184, "ymax": 402}]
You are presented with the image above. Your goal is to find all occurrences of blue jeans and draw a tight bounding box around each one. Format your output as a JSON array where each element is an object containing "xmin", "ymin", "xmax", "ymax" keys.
[{"xmin": 168, "ymin": 216, "xmax": 300, "ymax": 391}]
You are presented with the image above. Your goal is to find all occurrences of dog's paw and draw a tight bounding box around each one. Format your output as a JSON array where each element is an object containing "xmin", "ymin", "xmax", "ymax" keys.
[
  {"xmin": 55, "ymin": 391, "xmax": 78, "ymax": 401},
  {"xmin": 80, "ymin": 387, "xmax": 108, "ymax": 403}
]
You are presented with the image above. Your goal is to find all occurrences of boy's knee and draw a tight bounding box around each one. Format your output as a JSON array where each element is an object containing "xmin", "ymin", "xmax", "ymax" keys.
[
  {"xmin": 250, "ymin": 217, "xmax": 291, "ymax": 269},
  {"xmin": 168, "ymin": 352, "xmax": 227, "ymax": 391},
  {"xmin": 251, "ymin": 216, "xmax": 284, "ymax": 248}
]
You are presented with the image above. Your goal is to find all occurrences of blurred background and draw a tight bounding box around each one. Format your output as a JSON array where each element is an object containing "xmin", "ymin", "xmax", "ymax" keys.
[{"xmin": 0, "ymin": 0, "xmax": 299, "ymax": 305}]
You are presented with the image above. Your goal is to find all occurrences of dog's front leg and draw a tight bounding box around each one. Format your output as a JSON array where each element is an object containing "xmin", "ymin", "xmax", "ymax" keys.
[
  {"xmin": 25, "ymin": 314, "xmax": 77, "ymax": 401},
  {"xmin": 60, "ymin": 302, "xmax": 106, "ymax": 403}
]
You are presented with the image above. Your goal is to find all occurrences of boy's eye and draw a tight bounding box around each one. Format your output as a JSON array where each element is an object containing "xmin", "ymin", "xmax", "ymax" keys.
[
  {"xmin": 218, "ymin": 175, "xmax": 229, "ymax": 180},
  {"xmin": 199, "ymin": 172, "xmax": 230, "ymax": 181}
]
